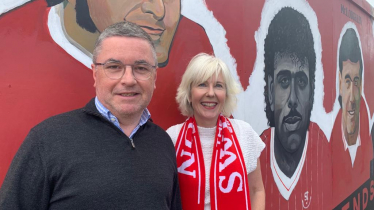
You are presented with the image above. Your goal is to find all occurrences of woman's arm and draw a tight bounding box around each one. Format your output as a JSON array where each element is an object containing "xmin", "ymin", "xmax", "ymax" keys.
[{"xmin": 248, "ymin": 159, "xmax": 265, "ymax": 210}]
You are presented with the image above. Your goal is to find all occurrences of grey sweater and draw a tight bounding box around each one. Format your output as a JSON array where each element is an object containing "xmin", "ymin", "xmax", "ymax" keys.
[{"xmin": 0, "ymin": 99, "xmax": 181, "ymax": 210}]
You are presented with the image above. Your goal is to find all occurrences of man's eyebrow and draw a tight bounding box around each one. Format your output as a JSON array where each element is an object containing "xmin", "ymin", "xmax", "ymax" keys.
[
  {"xmin": 134, "ymin": 60, "xmax": 151, "ymax": 65},
  {"xmin": 295, "ymin": 71, "xmax": 308, "ymax": 78},
  {"xmin": 276, "ymin": 70, "xmax": 291, "ymax": 77},
  {"xmin": 105, "ymin": 58, "xmax": 121, "ymax": 63},
  {"xmin": 344, "ymin": 74, "xmax": 352, "ymax": 80}
]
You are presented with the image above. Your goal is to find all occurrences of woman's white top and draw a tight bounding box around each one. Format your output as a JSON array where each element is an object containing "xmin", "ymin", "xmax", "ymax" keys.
[{"xmin": 166, "ymin": 118, "xmax": 265, "ymax": 209}]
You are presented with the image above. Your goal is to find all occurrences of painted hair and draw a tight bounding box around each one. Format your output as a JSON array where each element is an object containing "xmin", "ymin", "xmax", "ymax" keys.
[
  {"xmin": 46, "ymin": 0, "xmax": 97, "ymax": 32},
  {"xmin": 263, "ymin": 7, "xmax": 316, "ymax": 127}
]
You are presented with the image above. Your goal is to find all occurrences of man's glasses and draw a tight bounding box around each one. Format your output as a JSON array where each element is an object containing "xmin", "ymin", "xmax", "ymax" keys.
[{"xmin": 94, "ymin": 61, "xmax": 157, "ymax": 81}]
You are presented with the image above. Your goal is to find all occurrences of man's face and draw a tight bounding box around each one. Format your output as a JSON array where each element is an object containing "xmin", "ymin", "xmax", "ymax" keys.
[
  {"xmin": 92, "ymin": 36, "xmax": 157, "ymax": 118},
  {"xmin": 86, "ymin": 0, "xmax": 181, "ymax": 65},
  {"xmin": 339, "ymin": 60, "xmax": 361, "ymax": 140},
  {"xmin": 270, "ymin": 53, "xmax": 312, "ymax": 153}
]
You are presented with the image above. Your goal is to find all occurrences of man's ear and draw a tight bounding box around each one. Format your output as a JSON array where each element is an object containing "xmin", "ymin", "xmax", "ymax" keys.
[
  {"xmin": 268, "ymin": 75, "xmax": 274, "ymax": 112},
  {"xmin": 339, "ymin": 71, "xmax": 342, "ymax": 96},
  {"xmin": 310, "ymin": 82, "xmax": 315, "ymax": 103},
  {"xmin": 92, "ymin": 64, "xmax": 97, "ymax": 88}
]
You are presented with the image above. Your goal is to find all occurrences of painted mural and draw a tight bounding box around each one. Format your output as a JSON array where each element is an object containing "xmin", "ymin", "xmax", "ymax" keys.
[
  {"xmin": 331, "ymin": 23, "xmax": 373, "ymax": 208},
  {"xmin": 1, "ymin": 0, "xmax": 374, "ymax": 209},
  {"xmin": 256, "ymin": 6, "xmax": 332, "ymax": 209}
]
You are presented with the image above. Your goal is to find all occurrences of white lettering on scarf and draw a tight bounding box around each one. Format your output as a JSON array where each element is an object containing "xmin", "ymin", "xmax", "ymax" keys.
[
  {"xmin": 217, "ymin": 133, "xmax": 243, "ymax": 193},
  {"xmin": 219, "ymin": 172, "xmax": 243, "ymax": 193},
  {"xmin": 219, "ymin": 138, "xmax": 236, "ymax": 172},
  {"xmin": 177, "ymin": 122, "xmax": 196, "ymax": 178}
]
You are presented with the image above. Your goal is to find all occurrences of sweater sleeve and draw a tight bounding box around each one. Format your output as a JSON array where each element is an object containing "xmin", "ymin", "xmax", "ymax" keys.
[
  {"xmin": 170, "ymin": 169, "xmax": 182, "ymax": 210},
  {"xmin": 166, "ymin": 124, "xmax": 183, "ymax": 210},
  {"xmin": 0, "ymin": 130, "xmax": 50, "ymax": 210}
]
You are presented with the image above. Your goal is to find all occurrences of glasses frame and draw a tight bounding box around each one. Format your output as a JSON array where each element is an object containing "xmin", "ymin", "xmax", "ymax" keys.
[{"xmin": 94, "ymin": 61, "xmax": 157, "ymax": 81}]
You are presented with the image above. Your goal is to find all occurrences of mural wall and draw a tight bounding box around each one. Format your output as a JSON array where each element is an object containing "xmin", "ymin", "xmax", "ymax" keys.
[{"xmin": 1, "ymin": 0, "xmax": 374, "ymax": 209}]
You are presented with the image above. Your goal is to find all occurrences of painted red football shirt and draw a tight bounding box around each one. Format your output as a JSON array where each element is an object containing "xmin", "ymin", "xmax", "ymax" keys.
[
  {"xmin": 260, "ymin": 122, "xmax": 332, "ymax": 209},
  {"xmin": 331, "ymin": 98, "xmax": 373, "ymax": 207}
]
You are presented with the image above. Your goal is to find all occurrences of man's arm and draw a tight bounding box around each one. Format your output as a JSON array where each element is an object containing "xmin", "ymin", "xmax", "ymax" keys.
[
  {"xmin": 0, "ymin": 130, "xmax": 50, "ymax": 210},
  {"xmin": 170, "ymin": 164, "xmax": 182, "ymax": 210},
  {"xmin": 248, "ymin": 159, "xmax": 265, "ymax": 210}
]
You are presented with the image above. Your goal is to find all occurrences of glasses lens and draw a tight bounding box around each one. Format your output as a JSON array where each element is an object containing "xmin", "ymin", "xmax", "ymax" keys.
[
  {"xmin": 133, "ymin": 64, "xmax": 153, "ymax": 80},
  {"xmin": 103, "ymin": 62, "xmax": 124, "ymax": 80}
]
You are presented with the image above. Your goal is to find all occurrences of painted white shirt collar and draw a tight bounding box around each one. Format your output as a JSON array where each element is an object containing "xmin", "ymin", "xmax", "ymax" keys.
[
  {"xmin": 47, "ymin": 3, "xmax": 93, "ymax": 69},
  {"xmin": 270, "ymin": 127, "xmax": 308, "ymax": 200},
  {"xmin": 341, "ymin": 121, "xmax": 361, "ymax": 167}
]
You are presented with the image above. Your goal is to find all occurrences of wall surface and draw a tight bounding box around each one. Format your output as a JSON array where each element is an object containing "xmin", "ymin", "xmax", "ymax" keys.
[{"xmin": 0, "ymin": 0, "xmax": 373, "ymax": 209}]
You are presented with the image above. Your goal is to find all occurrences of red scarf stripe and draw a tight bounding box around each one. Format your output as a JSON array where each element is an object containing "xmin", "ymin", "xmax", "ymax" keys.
[
  {"xmin": 192, "ymin": 135, "xmax": 203, "ymax": 204},
  {"xmin": 230, "ymin": 133, "xmax": 250, "ymax": 209},
  {"xmin": 176, "ymin": 116, "xmax": 251, "ymax": 210}
]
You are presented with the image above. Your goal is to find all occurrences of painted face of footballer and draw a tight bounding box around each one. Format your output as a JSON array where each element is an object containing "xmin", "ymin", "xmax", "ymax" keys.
[{"xmin": 272, "ymin": 53, "xmax": 311, "ymax": 153}]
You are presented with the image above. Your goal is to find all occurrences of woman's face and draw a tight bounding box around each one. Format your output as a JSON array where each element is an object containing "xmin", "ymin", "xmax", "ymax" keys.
[{"xmin": 190, "ymin": 73, "xmax": 226, "ymax": 127}]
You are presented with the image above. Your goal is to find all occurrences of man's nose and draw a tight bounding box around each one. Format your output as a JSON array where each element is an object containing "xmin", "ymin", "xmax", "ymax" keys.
[
  {"xmin": 288, "ymin": 80, "xmax": 298, "ymax": 109},
  {"xmin": 348, "ymin": 83, "xmax": 357, "ymax": 109},
  {"xmin": 120, "ymin": 66, "xmax": 137, "ymax": 85},
  {"xmin": 142, "ymin": 0, "xmax": 165, "ymax": 21},
  {"xmin": 349, "ymin": 83, "xmax": 355, "ymax": 101}
]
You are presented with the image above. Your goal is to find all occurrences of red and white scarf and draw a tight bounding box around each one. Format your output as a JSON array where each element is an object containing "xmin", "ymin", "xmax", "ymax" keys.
[{"xmin": 175, "ymin": 115, "xmax": 251, "ymax": 210}]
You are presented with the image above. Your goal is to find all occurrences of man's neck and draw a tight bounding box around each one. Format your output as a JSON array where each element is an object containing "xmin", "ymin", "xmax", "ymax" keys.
[
  {"xmin": 274, "ymin": 134, "xmax": 306, "ymax": 178},
  {"xmin": 115, "ymin": 113, "xmax": 143, "ymax": 137},
  {"xmin": 344, "ymin": 129, "xmax": 359, "ymax": 146},
  {"xmin": 63, "ymin": 3, "xmax": 99, "ymax": 54}
]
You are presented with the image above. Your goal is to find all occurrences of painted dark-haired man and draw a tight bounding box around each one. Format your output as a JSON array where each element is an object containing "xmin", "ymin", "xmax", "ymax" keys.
[
  {"xmin": 259, "ymin": 7, "xmax": 332, "ymax": 209},
  {"xmin": 331, "ymin": 26, "xmax": 373, "ymax": 207}
]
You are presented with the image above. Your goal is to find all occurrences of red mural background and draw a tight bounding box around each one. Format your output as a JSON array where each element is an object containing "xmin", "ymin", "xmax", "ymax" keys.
[{"xmin": 0, "ymin": 0, "xmax": 373, "ymax": 209}]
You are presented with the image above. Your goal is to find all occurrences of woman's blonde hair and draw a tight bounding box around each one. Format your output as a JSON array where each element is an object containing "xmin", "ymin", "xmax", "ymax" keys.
[{"xmin": 176, "ymin": 53, "xmax": 241, "ymax": 117}]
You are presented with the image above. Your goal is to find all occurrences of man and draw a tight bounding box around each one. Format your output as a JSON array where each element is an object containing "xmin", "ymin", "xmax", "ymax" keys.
[
  {"xmin": 331, "ymin": 27, "xmax": 373, "ymax": 206},
  {"xmin": 0, "ymin": 22, "xmax": 181, "ymax": 209},
  {"xmin": 260, "ymin": 7, "xmax": 332, "ymax": 209}
]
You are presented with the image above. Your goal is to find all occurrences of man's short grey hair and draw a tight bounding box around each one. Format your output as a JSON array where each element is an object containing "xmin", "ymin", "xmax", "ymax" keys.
[
  {"xmin": 92, "ymin": 21, "xmax": 158, "ymax": 66},
  {"xmin": 176, "ymin": 53, "xmax": 241, "ymax": 117}
]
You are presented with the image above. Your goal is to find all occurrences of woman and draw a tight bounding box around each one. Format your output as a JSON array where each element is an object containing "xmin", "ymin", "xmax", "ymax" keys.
[{"xmin": 167, "ymin": 53, "xmax": 265, "ymax": 210}]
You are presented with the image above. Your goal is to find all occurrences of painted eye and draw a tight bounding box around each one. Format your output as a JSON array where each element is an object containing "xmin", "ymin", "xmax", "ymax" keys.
[
  {"xmin": 279, "ymin": 77, "xmax": 290, "ymax": 89},
  {"xmin": 297, "ymin": 78, "xmax": 307, "ymax": 88},
  {"xmin": 345, "ymin": 79, "xmax": 351, "ymax": 87},
  {"xmin": 353, "ymin": 78, "xmax": 360, "ymax": 86}
]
